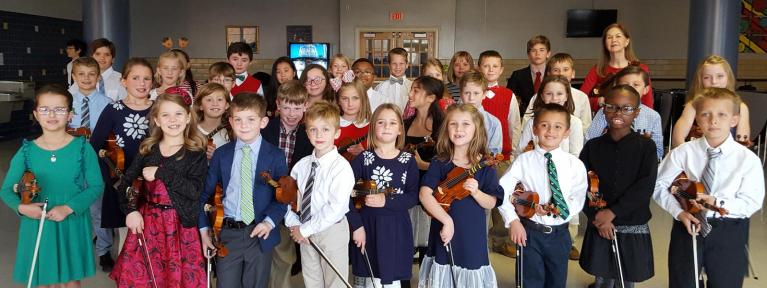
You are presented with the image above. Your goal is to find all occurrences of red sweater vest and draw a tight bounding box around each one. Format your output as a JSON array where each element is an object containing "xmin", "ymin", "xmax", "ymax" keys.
[
  {"xmin": 230, "ymin": 75, "xmax": 262, "ymax": 96},
  {"xmin": 483, "ymin": 86, "xmax": 513, "ymax": 156}
]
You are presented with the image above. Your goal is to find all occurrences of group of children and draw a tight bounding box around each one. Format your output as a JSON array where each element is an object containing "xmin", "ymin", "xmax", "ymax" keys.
[{"xmin": 0, "ymin": 21, "xmax": 763, "ymax": 288}]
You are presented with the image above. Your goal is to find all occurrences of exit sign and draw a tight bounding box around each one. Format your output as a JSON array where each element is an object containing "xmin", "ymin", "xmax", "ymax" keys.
[{"xmin": 390, "ymin": 11, "xmax": 403, "ymax": 21}]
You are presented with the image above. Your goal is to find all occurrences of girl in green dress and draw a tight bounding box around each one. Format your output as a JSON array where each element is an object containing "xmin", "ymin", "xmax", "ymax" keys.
[{"xmin": 0, "ymin": 84, "xmax": 104, "ymax": 287}]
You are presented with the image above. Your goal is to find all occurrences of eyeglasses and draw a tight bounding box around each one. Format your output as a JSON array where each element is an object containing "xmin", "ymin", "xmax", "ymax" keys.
[
  {"xmin": 211, "ymin": 77, "xmax": 234, "ymax": 85},
  {"xmin": 36, "ymin": 106, "xmax": 69, "ymax": 116},
  {"xmin": 603, "ymin": 104, "xmax": 638, "ymax": 115},
  {"xmin": 306, "ymin": 77, "xmax": 326, "ymax": 86}
]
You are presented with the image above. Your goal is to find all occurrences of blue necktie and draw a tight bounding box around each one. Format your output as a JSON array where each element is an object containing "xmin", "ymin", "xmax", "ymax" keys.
[{"xmin": 98, "ymin": 78, "xmax": 105, "ymax": 93}]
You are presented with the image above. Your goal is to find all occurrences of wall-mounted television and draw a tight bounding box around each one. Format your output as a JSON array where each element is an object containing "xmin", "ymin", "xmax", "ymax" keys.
[
  {"xmin": 566, "ymin": 9, "xmax": 618, "ymax": 38},
  {"xmin": 288, "ymin": 42, "xmax": 330, "ymax": 76}
]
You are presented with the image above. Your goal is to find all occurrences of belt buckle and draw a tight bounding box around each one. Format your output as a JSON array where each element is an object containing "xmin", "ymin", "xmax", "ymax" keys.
[{"xmin": 542, "ymin": 225, "xmax": 553, "ymax": 234}]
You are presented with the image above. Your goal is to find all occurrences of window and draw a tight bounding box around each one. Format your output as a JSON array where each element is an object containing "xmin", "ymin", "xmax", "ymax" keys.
[{"xmin": 226, "ymin": 26, "xmax": 259, "ymax": 54}]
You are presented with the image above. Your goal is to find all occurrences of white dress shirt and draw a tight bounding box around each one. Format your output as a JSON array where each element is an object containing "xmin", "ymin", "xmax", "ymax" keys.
[
  {"xmin": 517, "ymin": 115, "xmax": 584, "ymax": 157},
  {"xmin": 486, "ymin": 82, "xmax": 522, "ymax": 152},
  {"xmin": 652, "ymin": 136, "xmax": 765, "ymax": 220},
  {"xmin": 371, "ymin": 76, "xmax": 411, "ymax": 113},
  {"xmin": 498, "ymin": 147, "xmax": 588, "ymax": 226},
  {"xmin": 284, "ymin": 148, "xmax": 354, "ymax": 237},
  {"xmin": 100, "ymin": 67, "xmax": 127, "ymax": 102},
  {"xmin": 522, "ymin": 87, "xmax": 592, "ymax": 132}
]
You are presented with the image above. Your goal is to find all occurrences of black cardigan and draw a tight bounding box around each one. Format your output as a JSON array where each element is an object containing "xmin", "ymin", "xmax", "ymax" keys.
[{"xmin": 118, "ymin": 145, "xmax": 207, "ymax": 228}]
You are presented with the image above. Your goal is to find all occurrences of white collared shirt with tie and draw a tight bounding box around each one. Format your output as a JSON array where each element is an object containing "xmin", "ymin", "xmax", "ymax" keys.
[
  {"xmin": 371, "ymin": 76, "xmax": 412, "ymax": 113},
  {"xmin": 498, "ymin": 147, "xmax": 588, "ymax": 226},
  {"xmin": 284, "ymin": 148, "xmax": 354, "ymax": 238},
  {"xmin": 653, "ymin": 135, "xmax": 764, "ymax": 220}
]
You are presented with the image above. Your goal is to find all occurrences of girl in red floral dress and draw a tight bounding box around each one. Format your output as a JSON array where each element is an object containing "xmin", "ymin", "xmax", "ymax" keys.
[{"xmin": 110, "ymin": 91, "xmax": 208, "ymax": 287}]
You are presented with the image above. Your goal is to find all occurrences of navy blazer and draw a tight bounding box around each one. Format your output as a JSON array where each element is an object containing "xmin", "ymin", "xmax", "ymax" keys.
[
  {"xmin": 506, "ymin": 65, "xmax": 535, "ymax": 117},
  {"xmin": 198, "ymin": 138, "xmax": 288, "ymax": 252}
]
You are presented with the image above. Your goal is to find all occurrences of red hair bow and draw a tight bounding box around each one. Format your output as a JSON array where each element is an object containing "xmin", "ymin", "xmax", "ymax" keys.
[{"xmin": 164, "ymin": 86, "xmax": 193, "ymax": 106}]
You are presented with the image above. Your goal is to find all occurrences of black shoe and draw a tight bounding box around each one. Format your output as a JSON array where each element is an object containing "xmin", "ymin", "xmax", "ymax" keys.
[{"xmin": 99, "ymin": 254, "xmax": 114, "ymax": 272}]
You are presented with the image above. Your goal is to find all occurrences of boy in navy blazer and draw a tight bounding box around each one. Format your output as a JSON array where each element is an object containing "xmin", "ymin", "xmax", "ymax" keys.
[{"xmin": 199, "ymin": 92, "xmax": 288, "ymax": 288}]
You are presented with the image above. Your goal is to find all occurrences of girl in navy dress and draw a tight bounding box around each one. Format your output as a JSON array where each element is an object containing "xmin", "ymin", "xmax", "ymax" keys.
[
  {"xmin": 418, "ymin": 103, "xmax": 503, "ymax": 288},
  {"xmin": 90, "ymin": 58, "xmax": 154, "ymax": 250},
  {"xmin": 348, "ymin": 103, "xmax": 420, "ymax": 288}
]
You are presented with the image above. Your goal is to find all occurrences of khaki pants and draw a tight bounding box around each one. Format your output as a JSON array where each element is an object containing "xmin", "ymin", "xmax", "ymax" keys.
[
  {"xmin": 300, "ymin": 218, "xmax": 350, "ymax": 288},
  {"xmin": 269, "ymin": 224, "xmax": 297, "ymax": 288}
]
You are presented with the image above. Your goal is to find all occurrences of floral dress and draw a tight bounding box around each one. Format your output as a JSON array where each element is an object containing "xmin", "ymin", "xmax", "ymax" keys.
[
  {"xmin": 90, "ymin": 100, "xmax": 152, "ymax": 227},
  {"xmin": 347, "ymin": 150, "xmax": 420, "ymax": 286}
]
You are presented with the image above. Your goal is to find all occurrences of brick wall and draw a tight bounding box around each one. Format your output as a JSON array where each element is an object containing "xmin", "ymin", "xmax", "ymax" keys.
[{"xmin": 172, "ymin": 57, "xmax": 767, "ymax": 91}]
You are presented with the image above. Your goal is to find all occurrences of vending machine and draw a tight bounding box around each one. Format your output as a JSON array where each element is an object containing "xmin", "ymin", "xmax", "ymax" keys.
[{"xmin": 288, "ymin": 42, "xmax": 330, "ymax": 77}]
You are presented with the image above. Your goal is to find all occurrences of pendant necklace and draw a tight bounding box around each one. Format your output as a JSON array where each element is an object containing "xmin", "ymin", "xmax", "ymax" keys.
[{"xmin": 50, "ymin": 153, "xmax": 57, "ymax": 163}]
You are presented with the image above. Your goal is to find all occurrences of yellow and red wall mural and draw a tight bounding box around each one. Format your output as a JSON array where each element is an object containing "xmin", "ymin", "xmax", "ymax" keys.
[{"xmin": 741, "ymin": 0, "xmax": 767, "ymax": 53}]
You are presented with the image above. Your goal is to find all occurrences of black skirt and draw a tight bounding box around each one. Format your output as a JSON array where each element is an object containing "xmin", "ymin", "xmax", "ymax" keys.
[{"xmin": 579, "ymin": 224, "xmax": 654, "ymax": 282}]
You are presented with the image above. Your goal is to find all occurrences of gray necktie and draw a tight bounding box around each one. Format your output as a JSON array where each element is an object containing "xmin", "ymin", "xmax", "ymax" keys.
[
  {"xmin": 698, "ymin": 147, "xmax": 722, "ymax": 237},
  {"xmin": 299, "ymin": 162, "xmax": 318, "ymax": 223},
  {"xmin": 81, "ymin": 97, "xmax": 90, "ymax": 129}
]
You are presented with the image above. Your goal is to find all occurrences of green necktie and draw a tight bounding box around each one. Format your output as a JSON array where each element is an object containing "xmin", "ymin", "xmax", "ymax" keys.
[
  {"xmin": 545, "ymin": 152, "xmax": 569, "ymax": 219},
  {"xmin": 240, "ymin": 145, "xmax": 255, "ymax": 224}
]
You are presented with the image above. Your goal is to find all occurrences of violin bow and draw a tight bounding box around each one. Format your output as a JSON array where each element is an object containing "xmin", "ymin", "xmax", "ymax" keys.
[
  {"xmin": 309, "ymin": 239, "xmax": 352, "ymax": 288},
  {"xmin": 516, "ymin": 244, "xmax": 523, "ymax": 288},
  {"xmin": 26, "ymin": 198, "xmax": 48, "ymax": 288},
  {"xmin": 611, "ymin": 229, "xmax": 625, "ymax": 288},
  {"xmin": 206, "ymin": 249, "xmax": 212, "ymax": 288},
  {"xmin": 446, "ymin": 242, "xmax": 458, "ymax": 288},
  {"xmin": 362, "ymin": 247, "xmax": 379, "ymax": 288},
  {"xmin": 138, "ymin": 232, "xmax": 159, "ymax": 288},
  {"xmin": 692, "ymin": 224, "xmax": 700, "ymax": 288}
]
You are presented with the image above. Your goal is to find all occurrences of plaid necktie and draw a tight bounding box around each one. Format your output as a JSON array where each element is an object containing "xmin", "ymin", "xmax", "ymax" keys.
[
  {"xmin": 240, "ymin": 145, "xmax": 255, "ymax": 225},
  {"xmin": 698, "ymin": 147, "xmax": 722, "ymax": 237},
  {"xmin": 545, "ymin": 152, "xmax": 569, "ymax": 219},
  {"xmin": 81, "ymin": 97, "xmax": 90, "ymax": 129},
  {"xmin": 299, "ymin": 162, "xmax": 318, "ymax": 223}
]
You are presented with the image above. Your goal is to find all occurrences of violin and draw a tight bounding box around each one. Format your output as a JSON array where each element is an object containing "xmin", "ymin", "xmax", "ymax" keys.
[
  {"xmin": 338, "ymin": 135, "xmax": 367, "ymax": 161},
  {"xmin": 14, "ymin": 171, "xmax": 40, "ymax": 204},
  {"xmin": 403, "ymin": 136, "xmax": 435, "ymax": 155},
  {"xmin": 261, "ymin": 171, "xmax": 299, "ymax": 213},
  {"xmin": 509, "ymin": 182, "xmax": 559, "ymax": 218},
  {"xmin": 203, "ymin": 184, "xmax": 228, "ymax": 257},
  {"xmin": 67, "ymin": 127, "xmax": 91, "ymax": 139},
  {"xmin": 351, "ymin": 179, "xmax": 395, "ymax": 209},
  {"xmin": 523, "ymin": 140, "xmax": 535, "ymax": 152},
  {"xmin": 669, "ymin": 172, "xmax": 728, "ymax": 216},
  {"xmin": 433, "ymin": 154, "xmax": 504, "ymax": 211},
  {"xmin": 586, "ymin": 171, "xmax": 607, "ymax": 209},
  {"xmin": 99, "ymin": 133, "xmax": 126, "ymax": 180},
  {"xmin": 125, "ymin": 177, "xmax": 145, "ymax": 211}
]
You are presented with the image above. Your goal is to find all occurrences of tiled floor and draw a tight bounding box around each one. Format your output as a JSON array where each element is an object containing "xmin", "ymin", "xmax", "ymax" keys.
[{"xmin": 0, "ymin": 139, "xmax": 764, "ymax": 287}]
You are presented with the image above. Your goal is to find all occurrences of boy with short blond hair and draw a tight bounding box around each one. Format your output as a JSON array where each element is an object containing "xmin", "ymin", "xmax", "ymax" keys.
[
  {"xmin": 286, "ymin": 101, "xmax": 354, "ymax": 288},
  {"xmin": 653, "ymin": 88, "xmax": 764, "ymax": 288},
  {"xmin": 199, "ymin": 93, "xmax": 288, "ymax": 288},
  {"xmin": 478, "ymin": 50, "xmax": 521, "ymax": 159},
  {"xmin": 372, "ymin": 47, "xmax": 411, "ymax": 112}
]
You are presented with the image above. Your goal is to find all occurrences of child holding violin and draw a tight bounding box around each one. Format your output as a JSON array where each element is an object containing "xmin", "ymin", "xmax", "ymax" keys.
[
  {"xmin": 498, "ymin": 103, "xmax": 588, "ymax": 288},
  {"xmin": 418, "ymin": 103, "xmax": 504, "ymax": 287},
  {"xmin": 199, "ymin": 93, "xmax": 288, "ymax": 288},
  {"xmin": 579, "ymin": 85, "xmax": 658, "ymax": 288},
  {"xmin": 653, "ymin": 88, "xmax": 764, "ymax": 288},
  {"xmin": 347, "ymin": 103, "xmax": 420, "ymax": 288},
  {"xmin": 89, "ymin": 57, "xmax": 154, "ymax": 271},
  {"xmin": 261, "ymin": 79, "xmax": 313, "ymax": 288},
  {"xmin": 110, "ymin": 92, "xmax": 208, "ymax": 287},
  {"xmin": 1, "ymin": 84, "xmax": 104, "ymax": 287},
  {"xmin": 336, "ymin": 79, "xmax": 371, "ymax": 161}
]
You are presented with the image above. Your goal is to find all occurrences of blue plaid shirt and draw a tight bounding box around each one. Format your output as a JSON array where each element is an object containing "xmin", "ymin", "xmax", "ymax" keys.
[{"xmin": 586, "ymin": 104, "xmax": 664, "ymax": 160}]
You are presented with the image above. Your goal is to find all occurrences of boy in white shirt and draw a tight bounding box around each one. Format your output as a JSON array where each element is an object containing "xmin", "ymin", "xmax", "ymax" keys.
[
  {"xmin": 652, "ymin": 88, "xmax": 764, "ymax": 288},
  {"xmin": 90, "ymin": 38, "xmax": 127, "ymax": 102},
  {"xmin": 286, "ymin": 102, "xmax": 354, "ymax": 288},
  {"xmin": 372, "ymin": 48, "xmax": 411, "ymax": 112}
]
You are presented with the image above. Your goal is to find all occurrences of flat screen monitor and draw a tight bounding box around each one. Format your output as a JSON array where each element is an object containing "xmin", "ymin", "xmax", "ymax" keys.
[
  {"xmin": 289, "ymin": 42, "xmax": 329, "ymax": 76},
  {"xmin": 566, "ymin": 9, "xmax": 618, "ymax": 38}
]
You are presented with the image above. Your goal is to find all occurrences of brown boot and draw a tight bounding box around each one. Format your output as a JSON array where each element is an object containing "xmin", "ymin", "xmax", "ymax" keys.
[{"xmin": 569, "ymin": 245, "xmax": 580, "ymax": 260}]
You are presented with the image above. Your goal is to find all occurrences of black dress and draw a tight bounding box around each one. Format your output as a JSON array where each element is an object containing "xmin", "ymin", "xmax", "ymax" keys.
[{"xmin": 578, "ymin": 132, "xmax": 658, "ymax": 282}]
